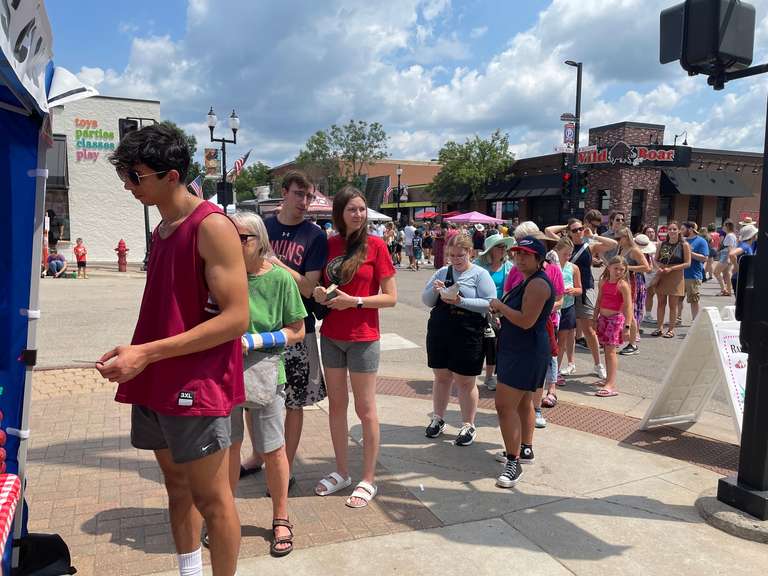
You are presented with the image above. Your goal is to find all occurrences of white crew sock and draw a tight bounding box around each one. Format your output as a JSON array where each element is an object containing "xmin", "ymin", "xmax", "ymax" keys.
[{"xmin": 178, "ymin": 547, "xmax": 203, "ymax": 576}]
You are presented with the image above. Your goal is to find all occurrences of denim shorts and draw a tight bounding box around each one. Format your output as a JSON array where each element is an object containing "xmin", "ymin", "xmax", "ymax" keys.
[
  {"xmin": 320, "ymin": 336, "xmax": 380, "ymax": 373},
  {"xmin": 230, "ymin": 386, "xmax": 286, "ymax": 454}
]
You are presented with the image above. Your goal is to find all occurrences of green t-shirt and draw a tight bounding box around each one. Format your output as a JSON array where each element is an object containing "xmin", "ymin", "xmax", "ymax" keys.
[{"xmin": 246, "ymin": 265, "xmax": 307, "ymax": 385}]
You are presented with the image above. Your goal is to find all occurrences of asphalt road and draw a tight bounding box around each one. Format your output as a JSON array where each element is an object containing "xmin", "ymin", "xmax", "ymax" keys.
[{"xmin": 36, "ymin": 262, "xmax": 733, "ymax": 413}]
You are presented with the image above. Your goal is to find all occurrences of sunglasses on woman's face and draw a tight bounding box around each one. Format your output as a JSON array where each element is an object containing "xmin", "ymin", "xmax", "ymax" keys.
[
  {"xmin": 569, "ymin": 227, "xmax": 584, "ymax": 233},
  {"xmin": 239, "ymin": 234, "xmax": 258, "ymax": 245},
  {"xmin": 119, "ymin": 169, "xmax": 168, "ymax": 186}
]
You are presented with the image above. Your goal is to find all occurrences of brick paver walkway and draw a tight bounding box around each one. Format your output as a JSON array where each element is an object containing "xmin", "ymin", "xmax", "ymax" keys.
[
  {"xmin": 25, "ymin": 369, "xmax": 739, "ymax": 575},
  {"xmin": 27, "ymin": 370, "xmax": 440, "ymax": 575}
]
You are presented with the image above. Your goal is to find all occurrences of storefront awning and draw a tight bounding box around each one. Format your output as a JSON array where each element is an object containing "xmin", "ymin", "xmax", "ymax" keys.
[{"xmin": 661, "ymin": 168, "xmax": 753, "ymax": 198}]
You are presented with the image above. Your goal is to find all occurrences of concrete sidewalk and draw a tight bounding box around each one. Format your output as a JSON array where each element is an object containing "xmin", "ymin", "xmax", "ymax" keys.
[{"xmin": 26, "ymin": 370, "xmax": 767, "ymax": 576}]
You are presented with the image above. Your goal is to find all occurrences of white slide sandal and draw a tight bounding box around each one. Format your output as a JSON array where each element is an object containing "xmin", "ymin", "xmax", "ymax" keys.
[
  {"xmin": 345, "ymin": 481, "xmax": 377, "ymax": 508},
  {"xmin": 314, "ymin": 472, "xmax": 352, "ymax": 496}
]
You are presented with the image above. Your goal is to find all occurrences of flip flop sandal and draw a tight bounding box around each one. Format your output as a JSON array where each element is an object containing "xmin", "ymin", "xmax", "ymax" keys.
[
  {"xmin": 270, "ymin": 518, "xmax": 294, "ymax": 557},
  {"xmin": 346, "ymin": 481, "xmax": 377, "ymax": 509},
  {"xmin": 314, "ymin": 472, "xmax": 352, "ymax": 496},
  {"xmin": 595, "ymin": 388, "xmax": 619, "ymax": 397},
  {"xmin": 663, "ymin": 331, "xmax": 675, "ymax": 338},
  {"xmin": 651, "ymin": 329, "xmax": 663, "ymax": 337},
  {"xmin": 541, "ymin": 393, "xmax": 557, "ymax": 408}
]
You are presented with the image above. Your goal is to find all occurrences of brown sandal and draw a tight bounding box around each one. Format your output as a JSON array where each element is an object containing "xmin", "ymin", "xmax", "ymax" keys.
[{"xmin": 270, "ymin": 518, "xmax": 294, "ymax": 557}]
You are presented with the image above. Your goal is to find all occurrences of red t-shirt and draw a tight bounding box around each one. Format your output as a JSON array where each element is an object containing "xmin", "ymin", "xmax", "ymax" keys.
[
  {"xmin": 74, "ymin": 245, "xmax": 87, "ymax": 262},
  {"xmin": 320, "ymin": 235, "xmax": 396, "ymax": 342}
]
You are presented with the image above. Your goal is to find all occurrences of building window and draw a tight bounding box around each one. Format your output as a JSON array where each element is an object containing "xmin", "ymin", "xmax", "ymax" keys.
[
  {"xmin": 599, "ymin": 189, "xmax": 611, "ymax": 212},
  {"xmin": 716, "ymin": 197, "xmax": 731, "ymax": 226},
  {"xmin": 501, "ymin": 200, "xmax": 519, "ymax": 220},
  {"xmin": 45, "ymin": 135, "xmax": 71, "ymax": 242},
  {"xmin": 659, "ymin": 191, "xmax": 674, "ymax": 225},
  {"xmin": 687, "ymin": 195, "xmax": 702, "ymax": 224}
]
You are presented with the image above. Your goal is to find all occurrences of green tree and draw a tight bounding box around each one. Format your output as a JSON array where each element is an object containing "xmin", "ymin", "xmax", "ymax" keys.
[
  {"xmin": 234, "ymin": 161, "xmax": 272, "ymax": 201},
  {"xmin": 295, "ymin": 120, "xmax": 388, "ymax": 194},
  {"xmin": 429, "ymin": 129, "xmax": 515, "ymax": 202}
]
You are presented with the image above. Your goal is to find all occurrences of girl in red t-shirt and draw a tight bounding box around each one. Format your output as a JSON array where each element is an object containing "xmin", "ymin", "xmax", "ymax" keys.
[{"xmin": 312, "ymin": 187, "xmax": 397, "ymax": 508}]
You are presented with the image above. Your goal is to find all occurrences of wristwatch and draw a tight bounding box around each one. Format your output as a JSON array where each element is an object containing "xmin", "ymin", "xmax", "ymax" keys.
[{"xmin": 356, "ymin": 297, "xmax": 364, "ymax": 309}]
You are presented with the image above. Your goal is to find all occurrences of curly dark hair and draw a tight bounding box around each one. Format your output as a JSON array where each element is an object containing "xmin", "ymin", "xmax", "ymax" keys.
[{"xmin": 109, "ymin": 123, "xmax": 190, "ymax": 183}]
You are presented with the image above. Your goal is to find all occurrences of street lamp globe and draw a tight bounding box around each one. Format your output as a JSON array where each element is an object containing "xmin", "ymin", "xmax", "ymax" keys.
[
  {"xmin": 228, "ymin": 109, "xmax": 240, "ymax": 132},
  {"xmin": 396, "ymin": 165, "xmax": 402, "ymax": 176},
  {"xmin": 565, "ymin": 60, "xmax": 580, "ymax": 67},
  {"xmin": 207, "ymin": 107, "xmax": 217, "ymax": 128}
]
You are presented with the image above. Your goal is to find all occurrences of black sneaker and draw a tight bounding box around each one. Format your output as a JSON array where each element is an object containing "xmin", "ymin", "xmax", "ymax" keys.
[
  {"xmin": 454, "ymin": 423, "xmax": 476, "ymax": 446},
  {"xmin": 496, "ymin": 458, "xmax": 523, "ymax": 488},
  {"xmin": 619, "ymin": 343, "xmax": 639, "ymax": 356},
  {"xmin": 519, "ymin": 445, "xmax": 535, "ymax": 464},
  {"xmin": 575, "ymin": 337, "xmax": 588, "ymax": 350},
  {"xmin": 425, "ymin": 415, "xmax": 445, "ymax": 438}
]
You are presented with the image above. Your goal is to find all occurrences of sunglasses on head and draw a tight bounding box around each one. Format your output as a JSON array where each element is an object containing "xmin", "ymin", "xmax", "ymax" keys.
[{"xmin": 119, "ymin": 169, "xmax": 168, "ymax": 186}]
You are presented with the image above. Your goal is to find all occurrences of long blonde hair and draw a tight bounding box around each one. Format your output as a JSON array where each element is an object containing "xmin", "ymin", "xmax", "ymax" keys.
[{"xmin": 601, "ymin": 255, "xmax": 629, "ymax": 283}]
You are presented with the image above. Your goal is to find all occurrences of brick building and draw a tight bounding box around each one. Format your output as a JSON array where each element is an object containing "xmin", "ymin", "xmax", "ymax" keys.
[{"xmin": 481, "ymin": 121, "xmax": 762, "ymax": 230}]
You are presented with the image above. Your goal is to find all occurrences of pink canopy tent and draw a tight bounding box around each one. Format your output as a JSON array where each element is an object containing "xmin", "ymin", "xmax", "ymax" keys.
[{"xmin": 444, "ymin": 211, "xmax": 504, "ymax": 224}]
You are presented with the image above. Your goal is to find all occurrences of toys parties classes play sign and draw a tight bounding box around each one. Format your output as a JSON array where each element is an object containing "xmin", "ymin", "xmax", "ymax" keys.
[{"xmin": 74, "ymin": 118, "xmax": 115, "ymax": 162}]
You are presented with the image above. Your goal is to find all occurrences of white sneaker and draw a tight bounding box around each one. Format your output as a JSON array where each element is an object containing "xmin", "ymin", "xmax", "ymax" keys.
[
  {"xmin": 593, "ymin": 364, "xmax": 607, "ymax": 380},
  {"xmin": 535, "ymin": 410, "xmax": 547, "ymax": 428},
  {"xmin": 484, "ymin": 375, "xmax": 497, "ymax": 391},
  {"xmin": 559, "ymin": 362, "xmax": 576, "ymax": 376}
]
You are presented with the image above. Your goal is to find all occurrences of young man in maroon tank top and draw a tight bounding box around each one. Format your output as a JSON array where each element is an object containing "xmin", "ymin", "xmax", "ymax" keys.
[{"xmin": 97, "ymin": 124, "xmax": 249, "ymax": 576}]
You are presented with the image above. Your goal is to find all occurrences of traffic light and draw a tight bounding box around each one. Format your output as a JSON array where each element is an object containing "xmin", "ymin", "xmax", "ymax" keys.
[
  {"xmin": 118, "ymin": 118, "xmax": 139, "ymax": 141},
  {"xmin": 660, "ymin": 0, "xmax": 755, "ymax": 79},
  {"xmin": 577, "ymin": 170, "xmax": 589, "ymax": 195},
  {"xmin": 561, "ymin": 171, "xmax": 572, "ymax": 196}
]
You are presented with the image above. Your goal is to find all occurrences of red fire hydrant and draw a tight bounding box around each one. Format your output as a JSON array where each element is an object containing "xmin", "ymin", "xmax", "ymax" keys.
[{"xmin": 115, "ymin": 239, "xmax": 129, "ymax": 272}]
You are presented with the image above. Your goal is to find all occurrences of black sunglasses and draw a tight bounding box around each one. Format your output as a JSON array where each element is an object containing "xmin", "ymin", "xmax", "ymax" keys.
[
  {"xmin": 119, "ymin": 169, "xmax": 168, "ymax": 186},
  {"xmin": 239, "ymin": 234, "xmax": 258, "ymax": 245},
  {"xmin": 569, "ymin": 227, "xmax": 584, "ymax": 233}
]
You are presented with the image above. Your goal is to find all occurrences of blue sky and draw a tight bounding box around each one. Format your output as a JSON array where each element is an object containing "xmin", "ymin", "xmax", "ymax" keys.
[{"xmin": 45, "ymin": 0, "xmax": 768, "ymax": 167}]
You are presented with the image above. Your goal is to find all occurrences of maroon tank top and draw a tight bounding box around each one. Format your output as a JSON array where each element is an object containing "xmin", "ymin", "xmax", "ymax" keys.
[{"xmin": 115, "ymin": 201, "xmax": 244, "ymax": 416}]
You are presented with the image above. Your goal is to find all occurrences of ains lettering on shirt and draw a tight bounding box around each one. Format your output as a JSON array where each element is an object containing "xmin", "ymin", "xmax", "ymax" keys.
[{"xmin": 271, "ymin": 239, "xmax": 306, "ymax": 267}]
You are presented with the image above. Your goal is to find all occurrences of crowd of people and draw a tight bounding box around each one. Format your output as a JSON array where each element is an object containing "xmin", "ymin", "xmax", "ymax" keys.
[{"xmin": 92, "ymin": 123, "xmax": 758, "ymax": 576}]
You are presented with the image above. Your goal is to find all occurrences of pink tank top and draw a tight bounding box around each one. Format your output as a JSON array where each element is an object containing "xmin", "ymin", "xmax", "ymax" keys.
[
  {"xmin": 600, "ymin": 280, "xmax": 624, "ymax": 312},
  {"xmin": 115, "ymin": 201, "xmax": 244, "ymax": 416}
]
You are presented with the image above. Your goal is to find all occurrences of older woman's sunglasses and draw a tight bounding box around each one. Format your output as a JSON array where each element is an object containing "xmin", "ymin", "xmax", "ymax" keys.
[
  {"xmin": 239, "ymin": 234, "xmax": 258, "ymax": 245},
  {"xmin": 119, "ymin": 169, "xmax": 168, "ymax": 185}
]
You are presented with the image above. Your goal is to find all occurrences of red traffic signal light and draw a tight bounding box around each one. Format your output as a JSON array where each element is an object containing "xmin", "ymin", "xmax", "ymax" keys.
[{"xmin": 562, "ymin": 172, "xmax": 571, "ymax": 181}]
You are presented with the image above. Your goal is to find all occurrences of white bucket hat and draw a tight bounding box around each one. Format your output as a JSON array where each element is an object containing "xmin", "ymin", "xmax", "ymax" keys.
[{"xmin": 739, "ymin": 224, "xmax": 758, "ymax": 242}]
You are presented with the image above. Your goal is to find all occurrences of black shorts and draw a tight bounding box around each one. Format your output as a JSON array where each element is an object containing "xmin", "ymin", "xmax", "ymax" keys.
[
  {"xmin": 559, "ymin": 305, "xmax": 576, "ymax": 330},
  {"xmin": 77, "ymin": 261, "xmax": 87, "ymax": 269},
  {"xmin": 426, "ymin": 307, "xmax": 485, "ymax": 376}
]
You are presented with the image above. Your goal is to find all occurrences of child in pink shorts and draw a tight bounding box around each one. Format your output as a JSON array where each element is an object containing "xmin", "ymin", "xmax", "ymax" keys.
[{"xmin": 593, "ymin": 256, "xmax": 633, "ymax": 397}]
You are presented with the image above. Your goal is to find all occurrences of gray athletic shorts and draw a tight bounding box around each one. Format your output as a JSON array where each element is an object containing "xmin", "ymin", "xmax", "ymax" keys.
[
  {"xmin": 575, "ymin": 286, "xmax": 597, "ymax": 320},
  {"xmin": 131, "ymin": 405, "xmax": 231, "ymax": 464},
  {"xmin": 229, "ymin": 387, "xmax": 286, "ymax": 454},
  {"xmin": 320, "ymin": 336, "xmax": 380, "ymax": 373}
]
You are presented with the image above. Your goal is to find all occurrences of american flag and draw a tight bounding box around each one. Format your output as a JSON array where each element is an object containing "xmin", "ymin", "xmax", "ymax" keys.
[
  {"xmin": 383, "ymin": 185, "xmax": 393, "ymax": 204},
  {"xmin": 226, "ymin": 149, "xmax": 251, "ymax": 182},
  {"xmin": 188, "ymin": 175, "xmax": 203, "ymax": 197}
]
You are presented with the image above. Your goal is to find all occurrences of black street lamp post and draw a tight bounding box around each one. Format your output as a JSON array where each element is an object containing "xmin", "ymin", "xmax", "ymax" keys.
[
  {"xmin": 565, "ymin": 60, "xmax": 582, "ymax": 217},
  {"xmin": 207, "ymin": 107, "xmax": 239, "ymax": 212},
  {"xmin": 673, "ymin": 130, "xmax": 688, "ymax": 146}
]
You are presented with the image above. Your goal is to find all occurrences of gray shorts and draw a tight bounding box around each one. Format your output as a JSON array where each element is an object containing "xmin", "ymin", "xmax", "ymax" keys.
[
  {"xmin": 320, "ymin": 336, "xmax": 380, "ymax": 373},
  {"xmin": 575, "ymin": 287, "xmax": 597, "ymax": 320},
  {"xmin": 131, "ymin": 405, "xmax": 231, "ymax": 464},
  {"xmin": 229, "ymin": 387, "xmax": 286, "ymax": 454}
]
